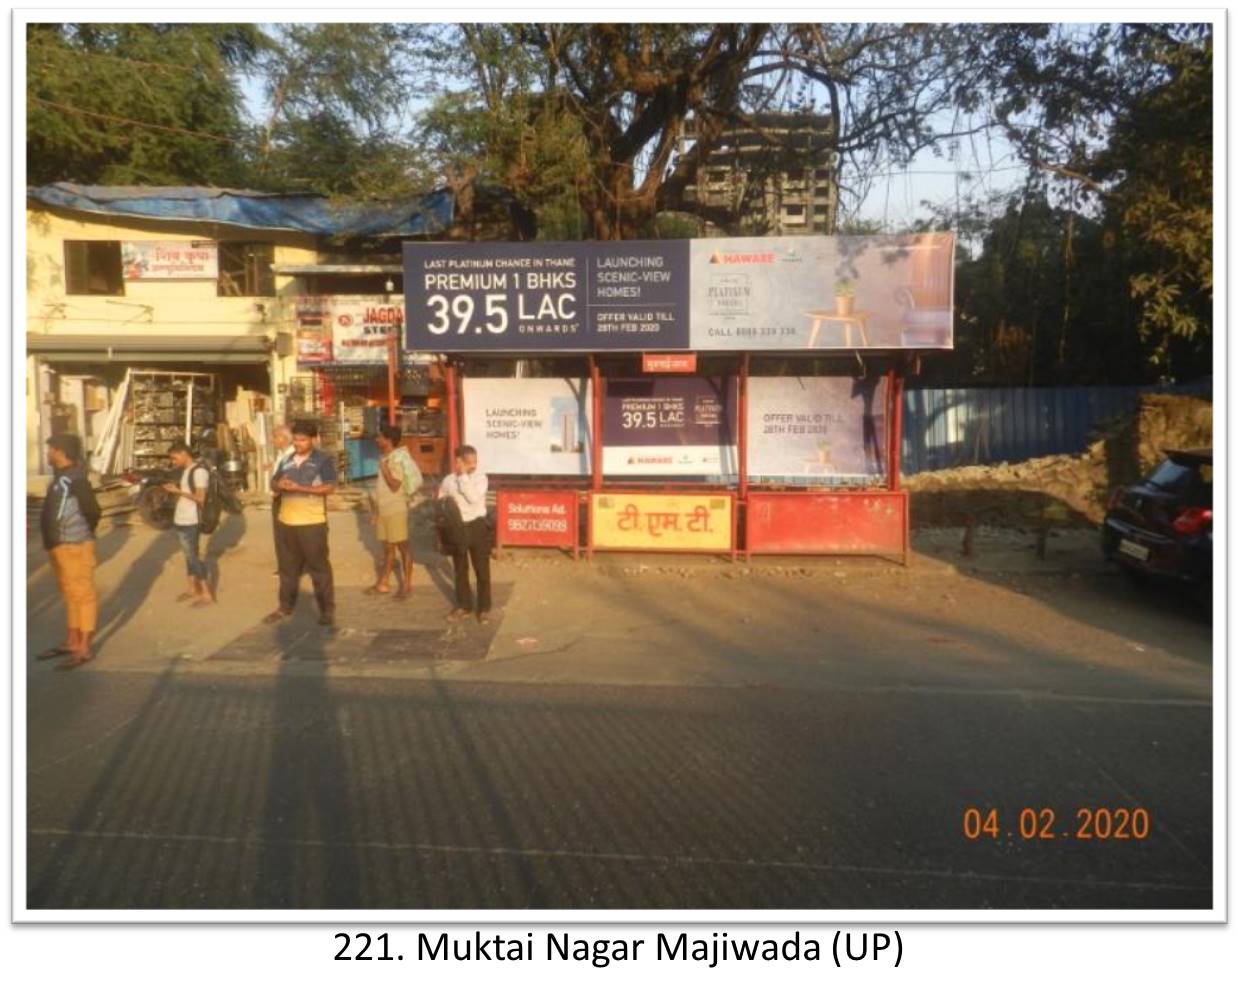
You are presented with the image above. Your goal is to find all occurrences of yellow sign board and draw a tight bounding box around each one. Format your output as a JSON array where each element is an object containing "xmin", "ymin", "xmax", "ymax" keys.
[{"xmin": 591, "ymin": 492, "xmax": 733, "ymax": 552}]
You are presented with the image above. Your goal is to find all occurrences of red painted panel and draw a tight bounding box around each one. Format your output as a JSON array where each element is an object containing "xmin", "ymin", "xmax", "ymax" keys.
[
  {"xmin": 642, "ymin": 353, "xmax": 697, "ymax": 373},
  {"xmin": 497, "ymin": 490, "xmax": 578, "ymax": 552},
  {"xmin": 746, "ymin": 491, "xmax": 907, "ymax": 557}
]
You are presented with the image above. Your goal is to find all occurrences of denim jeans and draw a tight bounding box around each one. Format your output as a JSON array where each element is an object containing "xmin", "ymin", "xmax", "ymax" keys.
[{"xmin": 175, "ymin": 524, "xmax": 208, "ymax": 581}]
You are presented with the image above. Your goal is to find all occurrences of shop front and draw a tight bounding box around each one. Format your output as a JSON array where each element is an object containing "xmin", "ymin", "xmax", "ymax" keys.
[
  {"xmin": 290, "ymin": 291, "xmax": 446, "ymax": 480},
  {"xmin": 403, "ymin": 232, "xmax": 953, "ymax": 563},
  {"xmin": 25, "ymin": 333, "xmax": 276, "ymax": 479}
]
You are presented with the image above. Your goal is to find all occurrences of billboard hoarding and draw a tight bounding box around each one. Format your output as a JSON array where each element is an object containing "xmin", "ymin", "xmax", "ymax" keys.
[
  {"xmin": 295, "ymin": 296, "xmax": 402, "ymax": 365},
  {"xmin": 746, "ymin": 376, "xmax": 887, "ymax": 481},
  {"xmin": 404, "ymin": 233, "xmax": 953, "ymax": 352},
  {"xmin": 496, "ymin": 490, "xmax": 579, "ymax": 554},
  {"xmin": 590, "ymin": 492, "xmax": 733, "ymax": 552},
  {"xmin": 462, "ymin": 378, "xmax": 593, "ymax": 476},
  {"xmin": 602, "ymin": 377, "xmax": 737, "ymax": 477},
  {"xmin": 403, "ymin": 240, "xmax": 690, "ymax": 353}
]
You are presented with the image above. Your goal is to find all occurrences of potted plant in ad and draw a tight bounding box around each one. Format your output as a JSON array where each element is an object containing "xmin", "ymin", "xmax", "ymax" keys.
[{"xmin": 834, "ymin": 279, "xmax": 856, "ymax": 316}]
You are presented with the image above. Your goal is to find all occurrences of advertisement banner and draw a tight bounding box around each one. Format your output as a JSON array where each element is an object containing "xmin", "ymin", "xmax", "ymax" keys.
[
  {"xmin": 461, "ymin": 378, "xmax": 593, "ymax": 476},
  {"xmin": 590, "ymin": 492, "xmax": 733, "ymax": 552},
  {"xmin": 295, "ymin": 296, "xmax": 402, "ymax": 365},
  {"xmin": 404, "ymin": 233, "xmax": 952, "ymax": 352},
  {"xmin": 497, "ymin": 490, "xmax": 579, "ymax": 552},
  {"xmin": 602, "ymin": 377, "xmax": 737, "ymax": 477},
  {"xmin": 404, "ymin": 240, "xmax": 690, "ymax": 353},
  {"xmin": 121, "ymin": 241, "xmax": 218, "ymax": 280},
  {"xmin": 746, "ymin": 376, "xmax": 888, "ymax": 480}
]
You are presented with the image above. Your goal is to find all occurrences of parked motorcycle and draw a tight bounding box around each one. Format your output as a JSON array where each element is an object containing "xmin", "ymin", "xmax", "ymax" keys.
[
  {"xmin": 123, "ymin": 451, "xmax": 240, "ymax": 530},
  {"xmin": 124, "ymin": 467, "xmax": 180, "ymax": 529}
]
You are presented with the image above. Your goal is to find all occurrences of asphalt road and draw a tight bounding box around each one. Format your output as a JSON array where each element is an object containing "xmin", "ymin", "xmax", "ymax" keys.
[{"xmin": 23, "ymin": 512, "xmax": 1214, "ymax": 911}]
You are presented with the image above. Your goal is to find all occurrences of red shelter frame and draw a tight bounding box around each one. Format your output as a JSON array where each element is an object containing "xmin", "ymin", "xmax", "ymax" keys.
[{"xmin": 444, "ymin": 352, "xmax": 910, "ymax": 565}]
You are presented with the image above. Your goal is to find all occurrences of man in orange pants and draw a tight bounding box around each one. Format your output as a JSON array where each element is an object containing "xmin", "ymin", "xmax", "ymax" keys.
[{"xmin": 38, "ymin": 433, "xmax": 102, "ymax": 666}]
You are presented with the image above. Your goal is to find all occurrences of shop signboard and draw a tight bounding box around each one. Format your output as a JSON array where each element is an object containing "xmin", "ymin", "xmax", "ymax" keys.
[
  {"xmin": 295, "ymin": 295, "xmax": 402, "ymax": 365},
  {"xmin": 461, "ymin": 378, "xmax": 593, "ymax": 476},
  {"xmin": 642, "ymin": 353, "xmax": 696, "ymax": 373},
  {"xmin": 602, "ymin": 377, "xmax": 737, "ymax": 477},
  {"xmin": 590, "ymin": 492, "xmax": 733, "ymax": 552},
  {"xmin": 404, "ymin": 232, "xmax": 953, "ymax": 352},
  {"xmin": 121, "ymin": 241, "xmax": 218, "ymax": 280},
  {"xmin": 496, "ymin": 490, "xmax": 579, "ymax": 553},
  {"xmin": 746, "ymin": 376, "xmax": 888, "ymax": 481}
]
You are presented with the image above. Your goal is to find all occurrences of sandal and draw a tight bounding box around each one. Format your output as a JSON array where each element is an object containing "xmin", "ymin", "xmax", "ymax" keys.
[
  {"xmin": 36, "ymin": 646, "xmax": 72, "ymax": 661},
  {"xmin": 393, "ymin": 589, "xmax": 411, "ymax": 601},
  {"xmin": 363, "ymin": 585, "xmax": 391, "ymax": 596},
  {"xmin": 58, "ymin": 652, "xmax": 93, "ymax": 669}
]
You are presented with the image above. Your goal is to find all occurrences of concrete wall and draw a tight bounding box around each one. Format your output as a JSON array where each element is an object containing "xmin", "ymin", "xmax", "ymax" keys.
[
  {"xmin": 25, "ymin": 204, "xmax": 322, "ymax": 476},
  {"xmin": 25, "ymin": 204, "xmax": 317, "ymax": 344}
]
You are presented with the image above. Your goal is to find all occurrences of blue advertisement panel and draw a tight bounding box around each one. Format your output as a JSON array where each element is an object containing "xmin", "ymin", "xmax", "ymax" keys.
[
  {"xmin": 405, "ymin": 233, "xmax": 953, "ymax": 353},
  {"xmin": 602, "ymin": 377, "xmax": 738, "ymax": 477},
  {"xmin": 403, "ymin": 240, "xmax": 690, "ymax": 352}
]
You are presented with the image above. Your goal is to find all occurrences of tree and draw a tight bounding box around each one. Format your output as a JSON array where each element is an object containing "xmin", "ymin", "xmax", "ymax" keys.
[
  {"xmin": 248, "ymin": 23, "xmax": 434, "ymax": 197},
  {"xmin": 986, "ymin": 23, "xmax": 1212, "ymax": 380},
  {"xmin": 27, "ymin": 23, "xmax": 262, "ymax": 186},
  {"xmin": 414, "ymin": 24, "xmax": 1034, "ymax": 240}
]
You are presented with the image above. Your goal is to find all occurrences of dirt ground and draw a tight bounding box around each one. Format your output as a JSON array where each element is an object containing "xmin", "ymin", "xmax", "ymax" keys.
[
  {"xmin": 23, "ymin": 508, "xmax": 1210, "ymax": 692},
  {"xmin": 23, "ymin": 509, "xmax": 1214, "ymax": 910}
]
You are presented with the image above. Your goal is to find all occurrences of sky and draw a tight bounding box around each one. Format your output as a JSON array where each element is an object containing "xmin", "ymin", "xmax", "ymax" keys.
[{"xmin": 239, "ymin": 42, "xmax": 1028, "ymax": 232}]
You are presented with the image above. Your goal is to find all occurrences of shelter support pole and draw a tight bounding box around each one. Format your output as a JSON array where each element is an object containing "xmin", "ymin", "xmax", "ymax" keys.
[
  {"xmin": 888, "ymin": 361, "xmax": 908, "ymax": 565},
  {"xmin": 387, "ymin": 330, "xmax": 399, "ymax": 426},
  {"xmin": 890, "ymin": 364, "xmax": 904, "ymax": 491},
  {"xmin": 738, "ymin": 352, "xmax": 749, "ymax": 562},
  {"xmin": 738, "ymin": 353, "xmax": 750, "ymax": 502},
  {"xmin": 445, "ymin": 359, "xmax": 459, "ymax": 458},
  {"xmin": 589, "ymin": 355, "xmax": 603, "ymax": 492}
]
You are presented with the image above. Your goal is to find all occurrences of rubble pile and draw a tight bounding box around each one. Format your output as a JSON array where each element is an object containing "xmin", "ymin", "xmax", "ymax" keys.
[{"xmin": 906, "ymin": 393, "xmax": 1212, "ymax": 529}]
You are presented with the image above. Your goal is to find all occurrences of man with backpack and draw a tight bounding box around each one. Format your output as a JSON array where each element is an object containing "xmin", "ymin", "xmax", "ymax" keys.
[
  {"xmin": 365, "ymin": 422, "xmax": 423, "ymax": 599},
  {"xmin": 164, "ymin": 441, "xmax": 214, "ymax": 606},
  {"xmin": 265, "ymin": 420, "xmax": 337, "ymax": 627}
]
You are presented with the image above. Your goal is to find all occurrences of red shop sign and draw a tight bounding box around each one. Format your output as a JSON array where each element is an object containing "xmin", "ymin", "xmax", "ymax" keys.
[
  {"xmin": 496, "ymin": 490, "xmax": 579, "ymax": 555},
  {"xmin": 642, "ymin": 353, "xmax": 697, "ymax": 374}
]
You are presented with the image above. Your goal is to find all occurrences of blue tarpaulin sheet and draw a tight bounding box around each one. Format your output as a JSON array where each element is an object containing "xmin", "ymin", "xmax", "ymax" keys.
[{"xmin": 27, "ymin": 182, "xmax": 454, "ymax": 237}]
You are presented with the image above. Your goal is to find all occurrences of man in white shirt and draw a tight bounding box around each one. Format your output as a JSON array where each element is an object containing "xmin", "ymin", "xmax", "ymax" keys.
[
  {"xmin": 164, "ymin": 441, "xmax": 213, "ymax": 606},
  {"xmin": 437, "ymin": 444, "xmax": 492, "ymax": 623}
]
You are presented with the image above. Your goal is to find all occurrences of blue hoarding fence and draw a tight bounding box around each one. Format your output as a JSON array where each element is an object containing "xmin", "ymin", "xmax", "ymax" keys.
[{"xmin": 900, "ymin": 383, "xmax": 1210, "ymax": 475}]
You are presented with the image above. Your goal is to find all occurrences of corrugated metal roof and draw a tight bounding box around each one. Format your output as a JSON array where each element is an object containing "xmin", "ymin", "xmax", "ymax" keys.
[{"xmin": 27, "ymin": 183, "xmax": 454, "ymax": 238}]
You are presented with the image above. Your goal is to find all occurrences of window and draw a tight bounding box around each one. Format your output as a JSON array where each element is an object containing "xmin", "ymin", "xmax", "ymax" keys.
[
  {"xmin": 782, "ymin": 203, "xmax": 806, "ymax": 217},
  {"xmin": 217, "ymin": 242, "xmax": 275, "ymax": 297},
  {"xmin": 64, "ymin": 241, "xmax": 123, "ymax": 295}
]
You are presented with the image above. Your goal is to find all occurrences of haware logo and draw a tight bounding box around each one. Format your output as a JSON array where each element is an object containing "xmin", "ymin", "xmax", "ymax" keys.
[{"xmin": 709, "ymin": 251, "xmax": 776, "ymax": 265}]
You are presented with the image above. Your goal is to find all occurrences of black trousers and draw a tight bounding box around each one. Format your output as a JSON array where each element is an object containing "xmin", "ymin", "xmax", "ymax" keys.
[
  {"xmin": 275, "ymin": 521, "xmax": 335, "ymax": 615},
  {"xmin": 451, "ymin": 518, "xmax": 492, "ymax": 613}
]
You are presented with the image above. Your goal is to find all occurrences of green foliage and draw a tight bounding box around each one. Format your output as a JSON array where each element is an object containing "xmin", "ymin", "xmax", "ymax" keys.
[
  {"xmin": 27, "ymin": 23, "xmax": 263, "ymax": 185},
  {"xmin": 250, "ymin": 23, "xmax": 432, "ymax": 198},
  {"xmin": 986, "ymin": 23, "xmax": 1212, "ymax": 381}
]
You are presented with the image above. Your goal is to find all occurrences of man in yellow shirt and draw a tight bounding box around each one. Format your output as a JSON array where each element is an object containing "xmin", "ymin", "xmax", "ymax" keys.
[{"xmin": 264, "ymin": 421, "xmax": 337, "ymax": 627}]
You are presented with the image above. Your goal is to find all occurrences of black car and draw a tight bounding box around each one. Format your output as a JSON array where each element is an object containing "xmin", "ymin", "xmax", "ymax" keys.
[{"xmin": 1101, "ymin": 448, "xmax": 1212, "ymax": 604}]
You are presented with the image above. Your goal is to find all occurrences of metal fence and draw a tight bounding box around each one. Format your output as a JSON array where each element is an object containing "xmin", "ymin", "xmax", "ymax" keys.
[{"xmin": 901, "ymin": 383, "xmax": 1210, "ymax": 475}]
